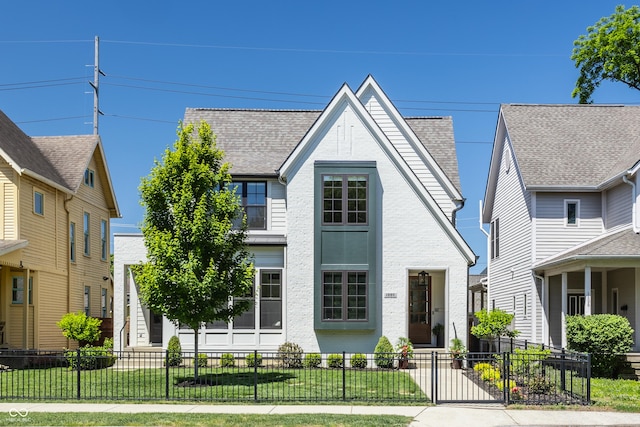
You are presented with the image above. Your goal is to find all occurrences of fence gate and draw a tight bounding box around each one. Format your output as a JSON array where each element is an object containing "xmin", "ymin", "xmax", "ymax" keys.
[{"xmin": 432, "ymin": 351, "xmax": 505, "ymax": 404}]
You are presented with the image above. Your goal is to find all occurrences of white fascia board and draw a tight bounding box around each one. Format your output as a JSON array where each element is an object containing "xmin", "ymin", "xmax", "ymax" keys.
[
  {"xmin": 481, "ymin": 108, "xmax": 507, "ymax": 223},
  {"xmin": 281, "ymin": 81, "xmax": 476, "ymax": 265},
  {"xmin": 94, "ymin": 138, "xmax": 122, "ymax": 218},
  {"xmin": 355, "ymin": 76, "xmax": 463, "ymax": 201}
]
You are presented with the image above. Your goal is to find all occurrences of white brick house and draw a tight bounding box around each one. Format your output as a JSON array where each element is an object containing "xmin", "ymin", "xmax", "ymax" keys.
[
  {"xmin": 114, "ymin": 76, "xmax": 476, "ymax": 353},
  {"xmin": 483, "ymin": 104, "xmax": 640, "ymax": 350}
]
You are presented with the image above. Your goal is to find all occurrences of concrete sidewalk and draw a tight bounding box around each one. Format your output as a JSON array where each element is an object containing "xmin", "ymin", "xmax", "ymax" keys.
[{"xmin": 1, "ymin": 402, "xmax": 640, "ymax": 426}]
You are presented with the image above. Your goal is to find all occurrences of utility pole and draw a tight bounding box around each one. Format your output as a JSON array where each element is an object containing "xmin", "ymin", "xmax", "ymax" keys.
[{"xmin": 89, "ymin": 36, "xmax": 105, "ymax": 135}]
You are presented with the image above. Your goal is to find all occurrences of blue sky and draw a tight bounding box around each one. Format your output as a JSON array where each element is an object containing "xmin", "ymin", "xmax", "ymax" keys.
[{"xmin": 1, "ymin": 1, "xmax": 638, "ymax": 273}]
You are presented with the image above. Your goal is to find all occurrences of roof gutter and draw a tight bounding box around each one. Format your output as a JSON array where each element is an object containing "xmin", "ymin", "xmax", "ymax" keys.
[
  {"xmin": 534, "ymin": 254, "xmax": 640, "ymax": 271},
  {"xmin": 622, "ymin": 175, "xmax": 639, "ymax": 233},
  {"xmin": 21, "ymin": 168, "xmax": 71, "ymax": 194}
]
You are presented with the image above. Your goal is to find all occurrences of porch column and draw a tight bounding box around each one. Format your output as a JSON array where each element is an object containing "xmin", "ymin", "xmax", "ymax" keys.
[
  {"xmin": 561, "ymin": 272, "xmax": 568, "ymax": 348},
  {"xmin": 543, "ymin": 275, "xmax": 549, "ymax": 346},
  {"xmin": 584, "ymin": 266, "xmax": 592, "ymax": 316},
  {"xmin": 601, "ymin": 272, "xmax": 607, "ymax": 314}
]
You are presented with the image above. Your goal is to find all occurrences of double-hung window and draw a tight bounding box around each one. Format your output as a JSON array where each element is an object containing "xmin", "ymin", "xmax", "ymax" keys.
[
  {"xmin": 100, "ymin": 220, "xmax": 108, "ymax": 260},
  {"xmin": 83, "ymin": 212, "xmax": 90, "ymax": 256},
  {"xmin": 233, "ymin": 281, "xmax": 255, "ymax": 329},
  {"xmin": 490, "ymin": 218, "xmax": 499, "ymax": 259},
  {"xmin": 322, "ymin": 271, "xmax": 367, "ymax": 321},
  {"xmin": 260, "ymin": 270, "xmax": 282, "ymax": 329},
  {"xmin": 229, "ymin": 182, "xmax": 267, "ymax": 230},
  {"xmin": 322, "ymin": 175, "xmax": 368, "ymax": 225},
  {"xmin": 34, "ymin": 190, "xmax": 44, "ymax": 216},
  {"xmin": 70, "ymin": 222, "xmax": 76, "ymax": 262},
  {"xmin": 84, "ymin": 286, "xmax": 90, "ymax": 315},
  {"xmin": 84, "ymin": 169, "xmax": 94, "ymax": 188},
  {"xmin": 565, "ymin": 200, "xmax": 580, "ymax": 227}
]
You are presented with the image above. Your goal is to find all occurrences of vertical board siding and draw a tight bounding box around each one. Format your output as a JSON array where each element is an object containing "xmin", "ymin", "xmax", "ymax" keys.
[
  {"xmin": 535, "ymin": 193, "xmax": 602, "ymax": 260},
  {"xmin": 605, "ymin": 183, "xmax": 632, "ymax": 230},
  {"xmin": 362, "ymin": 94, "xmax": 455, "ymax": 219},
  {"xmin": 489, "ymin": 138, "xmax": 533, "ymax": 339}
]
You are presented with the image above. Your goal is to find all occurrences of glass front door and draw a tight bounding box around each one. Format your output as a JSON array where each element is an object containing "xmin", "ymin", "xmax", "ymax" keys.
[{"xmin": 408, "ymin": 276, "xmax": 431, "ymax": 344}]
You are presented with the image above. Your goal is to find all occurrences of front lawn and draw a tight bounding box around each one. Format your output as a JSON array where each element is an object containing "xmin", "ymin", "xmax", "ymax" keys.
[
  {"xmin": 591, "ymin": 377, "xmax": 640, "ymax": 412},
  {"xmin": 0, "ymin": 366, "xmax": 427, "ymax": 403}
]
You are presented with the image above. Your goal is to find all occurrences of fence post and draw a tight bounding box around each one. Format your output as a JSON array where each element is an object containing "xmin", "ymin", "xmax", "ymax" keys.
[
  {"xmin": 560, "ymin": 348, "xmax": 566, "ymax": 392},
  {"xmin": 342, "ymin": 351, "xmax": 346, "ymax": 401},
  {"xmin": 586, "ymin": 353, "xmax": 591, "ymax": 404},
  {"xmin": 431, "ymin": 351, "xmax": 437, "ymax": 405},
  {"xmin": 504, "ymin": 352, "xmax": 510, "ymax": 405},
  {"xmin": 165, "ymin": 350, "xmax": 170, "ymax": 400},
  {"xmin": 254, "ymin": 350, "xmax": 258, "ymax": 402},
  {"xmin": 76, "ymin": 348, "xmax": 81, "ymax": 400}
]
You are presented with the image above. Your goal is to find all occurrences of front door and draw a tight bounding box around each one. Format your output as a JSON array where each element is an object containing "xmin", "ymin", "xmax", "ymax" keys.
[
  {"xmin": 149, "ymin": 311, "xmax": 163, "ymax": 344},
  {"xmin": 408, "ymin": 276, "xmax": 431, "ymax": 344}
]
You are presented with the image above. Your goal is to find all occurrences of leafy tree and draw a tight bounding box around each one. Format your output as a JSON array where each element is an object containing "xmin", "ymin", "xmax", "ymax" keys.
[
  {"xmin": 135, "ymin": 121, "xmax": 254, "ymax": 380},
  {"xmin": 57, "ymin": 311, "xmax": 102, "ymax": 346},
  {"xmin": 571, "ymin": 5, "xmax": 640, "ymax": 103},
  {"xmin": 471, "ymin": 309, "xmax": 519, "ymax": 346}
]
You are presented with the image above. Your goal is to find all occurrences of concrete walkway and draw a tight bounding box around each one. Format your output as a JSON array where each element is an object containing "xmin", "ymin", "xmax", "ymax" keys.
[{"xmin": 1, "ymin": 402, "xmax": 640, "ymax": 426}]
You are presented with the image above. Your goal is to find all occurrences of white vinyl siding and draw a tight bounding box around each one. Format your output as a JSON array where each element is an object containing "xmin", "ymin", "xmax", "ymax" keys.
[
  {"xmin": 360, "ymin": 92, "xmax": 456, "ymax": 219},
  {"xmin": 535, "ymin": 193, "xmax": 602, "ymax": 260},
  {"xmin": 605, "ymin": 183, "xmax": 632, "ymax": 230},
  {"xmin": 269, "ymin": 181, "xmax": 287, "ymax": 232},
  {"xmin": 488, "ymin": 137, "xmax": 533, "ymax": 339}
]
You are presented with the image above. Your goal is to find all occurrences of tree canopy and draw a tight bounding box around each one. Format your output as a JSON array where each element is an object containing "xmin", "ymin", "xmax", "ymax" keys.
[
  {"xmin": 135, "ymin": 121, "xmax": 254, "ymax": 363},
  {"xmin": 571, "ymin": 5, "xmax": 640, "ymax": 103}
]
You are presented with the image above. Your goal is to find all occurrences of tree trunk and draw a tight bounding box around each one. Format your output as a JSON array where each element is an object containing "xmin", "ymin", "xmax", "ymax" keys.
[{"xmin": 193, "ymin": 327, "xmax": 199, "ymax": 381}]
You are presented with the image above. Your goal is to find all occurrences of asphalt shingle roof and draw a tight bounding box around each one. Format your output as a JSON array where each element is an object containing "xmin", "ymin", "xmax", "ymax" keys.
[
  {"xmin": 0, "ymin": 110, "xmax": 98, "ymax": 192},
  {"xmin": 502, "ymin": 104, "xmax": 640, "ymax": 188},
  {"xmin": 184, "ymin": 108, "xmax": 461, "ymax": 191}
]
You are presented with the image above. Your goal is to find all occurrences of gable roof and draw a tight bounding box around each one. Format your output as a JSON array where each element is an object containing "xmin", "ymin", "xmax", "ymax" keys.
[
  {"xmin": 184, "ymin": 99, "xmax": 461, "ymax": 191},
  {"xmin": 502, "ymin": 104, "xmax": 640, "ymax": 188},
  {"xmin": 483, "ymin": 104, "xmax": 640, "ymax": 222},
  {"xmin": 0, "ymin": 109, "xmax": 120, "ymax": 218}
]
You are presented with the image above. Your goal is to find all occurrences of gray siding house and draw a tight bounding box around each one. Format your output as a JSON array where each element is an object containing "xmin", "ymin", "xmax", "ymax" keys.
[{"xmin": 483, "ymin": 104, "xmax": 640, "ymax": 350}]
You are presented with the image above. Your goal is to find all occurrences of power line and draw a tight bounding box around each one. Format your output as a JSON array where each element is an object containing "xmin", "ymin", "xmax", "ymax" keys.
[
  {"xmin": 0, "ymin": 77, "xmax": 86, "ymax": 87},
  {"xmin": 15, "ymin": 115, "xmax": 90, "ymax": 124}
]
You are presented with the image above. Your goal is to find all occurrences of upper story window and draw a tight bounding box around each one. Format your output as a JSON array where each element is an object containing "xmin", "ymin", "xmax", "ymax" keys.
[
  {"xmin": 565, "ymin": 200, "xmax": 580, "ymax": 226},
  {"xmin": 84, "ymin": 169, "xmax": 95, "ymax": 188},
  {"xmin": 490, "ymin": 218, "xmax": 500, "ymax": 259},
  {"xmin": 229, "ymin": 182, "xmax": 266, "ymax": 230},
  {"xmin": 322, "ymin": 175, "xmax": 368, "ymax": 225},
  {"xmin": 100, "ymin": 220, "xmax": 108, "ymax": 261},
  {"xmin": 33, "ymin": 190, "xmax": 44, "ymax": 216},
  {"xmin": 70, "ymin": 222, "xmax": 76, "ymax": 262},
  {"xmin": 83, "ymin": 212, "xmax": 90, "ymax": 256}
]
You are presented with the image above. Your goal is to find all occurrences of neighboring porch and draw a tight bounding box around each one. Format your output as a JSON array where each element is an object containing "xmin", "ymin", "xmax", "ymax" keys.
[{"xmin": 538, "ymin": 266, "xmax": 640, "ymax": 350}]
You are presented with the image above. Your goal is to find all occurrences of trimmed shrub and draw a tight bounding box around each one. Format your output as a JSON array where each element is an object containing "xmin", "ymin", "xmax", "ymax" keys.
[
  {"xmin": 350, "ymin": 353, "xmax": 368, "ymax": 369},
  {"xmin": 166, "ymin": 336, "xmax": 182, "ymax": 367},
  {"xmin": 57, "ymin": 312, "xmax": 102, "ymax": 346},
  {"xmin": 277, "ymin": 342, "xmax": 303, "ymax": 368},
  {"xmin": 327, "ymin": 353, "xmax": 343, "ymax": 368},
  {"xmin": 303, "ymin": 353, "xmax": 322, "ymax": 368},
  {"xmin": 509, "ymin": 345, "xmax": 551, "ymax": 377},
  {"xmin": 219, "ymin": 353, "xmax": 234, "ymax": 368},
  {"xmin": 374, "ymin": 336, "xmax": 394, "ymax": 368},
  {"xmin": 245, "ymin": 352, "xmax": 262, "ymax": 367},
  {"xmin": 566, "ymin": 314, "xmax": 634, "ymax": 378},
  {"xmin": 65, "ymin": 343, "xmax": 116, "ymax": 370},
  {"xmin": 480, "ymin": 367, "xmax": 501, "ymax": 382}
]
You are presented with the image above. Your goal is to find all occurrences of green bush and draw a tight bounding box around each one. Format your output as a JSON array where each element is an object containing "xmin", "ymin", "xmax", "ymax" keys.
[
  {"xmin": 65, "ymin": 344, "xmax": 116, "ymax": 370},
  {"xmin": 166, "ymin": 336, "xmax": 182, "ymax": 367},
  {"xmin": 219, "ymin": 353, "xmax": 234, "ymax": 368},
  {"xmin": 471, "ymin": 309, "xmax": 519, "ymax": 341},
  {"xmin": 327, "ymin": 353, "xmax": 343, "ymax": 368},
  {"xmin": 350, "ymin": 353, "xmax": 368, "ymax": 369},
  {"xmin": 566, "ymin": 314, "xmax": 634, "ymax": 378},
  {"xmin": 57, "ymin": 312, "xmax": 102, "ymax": 345},
  {"xmin": 473, "ymin": 362, "xmax": 493, "ymax": 372},
  {"xmin": 480, "ymin": 367, "xmax": 501, "ymax": 382},
  {"xmin": 303, "ymin": 353, "xmax": 321, "ymax": 368},
  {"xmin": 374, "ymin": 336, "xmax": 394, "ymax": 368},
  {"xmin": 245, "ymin": 352, "xmax": 262, "ymax": 367},
  {"xmin": 509, "ymin": 345, "xmax": 551, "ymax": 377},
  {"xmin": 527, "ymin": 375, "xmax": 552, "ymax": 394},
  {"xmin": 277, "ymin": 342, "xmax": 303, "ymax": 368}
]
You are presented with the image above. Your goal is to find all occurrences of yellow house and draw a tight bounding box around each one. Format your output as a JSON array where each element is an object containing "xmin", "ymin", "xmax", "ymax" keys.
[{"xmin": 0, "ymin": 110, "xmax": 120, "ymax": 349}]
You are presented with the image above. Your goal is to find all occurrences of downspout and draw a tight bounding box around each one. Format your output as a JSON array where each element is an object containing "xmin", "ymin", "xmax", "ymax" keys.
[
  {"xmin": 622, "ymin": 175, "xmax": 639, "ymax": 233},
  {"xmin": 479, "ymin": 201, "xmax": 491, "ymax": 309},
  {"xmin": 452, "ymin": 198, "xmax": 465, "ymax": 228},
  {"xmin": 63, "ymin": 195, "xmax": 73, "ymax": 349}
]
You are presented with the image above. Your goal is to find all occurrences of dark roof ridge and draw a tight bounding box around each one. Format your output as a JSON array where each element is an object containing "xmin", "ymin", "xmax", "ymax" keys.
[{"xmin": 187, "ymin": 107, "xmax": 323, "ymax": 113}]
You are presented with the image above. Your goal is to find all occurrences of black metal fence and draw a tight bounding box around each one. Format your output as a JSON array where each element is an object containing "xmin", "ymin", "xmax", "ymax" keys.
[
  {"xmin": 0, "ymin": 350, "xmax": 428, "ymax": 403},
  {"xmin": 0, "ymin": 345, "xmax": 590, "ymax": 405}
]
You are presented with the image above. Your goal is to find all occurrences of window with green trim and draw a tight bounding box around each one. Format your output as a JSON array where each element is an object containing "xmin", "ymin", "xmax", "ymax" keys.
[
  {"xmin": 322, "ymin": 175, "xmax": 368, "ymax": 225},
  {"xmin": 322, "ymin": 271, "xmax": 367, "ymax": 321}
]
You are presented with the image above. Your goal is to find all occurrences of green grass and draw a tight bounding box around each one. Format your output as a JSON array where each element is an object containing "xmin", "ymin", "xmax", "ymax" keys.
[
  {"xmin": 591, "ymin": 377, "xmax": 640, "ymax": 412},
  {"xmin": 0, "ymin": 366, "xmax": 427, "ymax": 403},
  {"xmin": 0, "ymin": 412, "xmax": 413, "ymax": 426}
]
